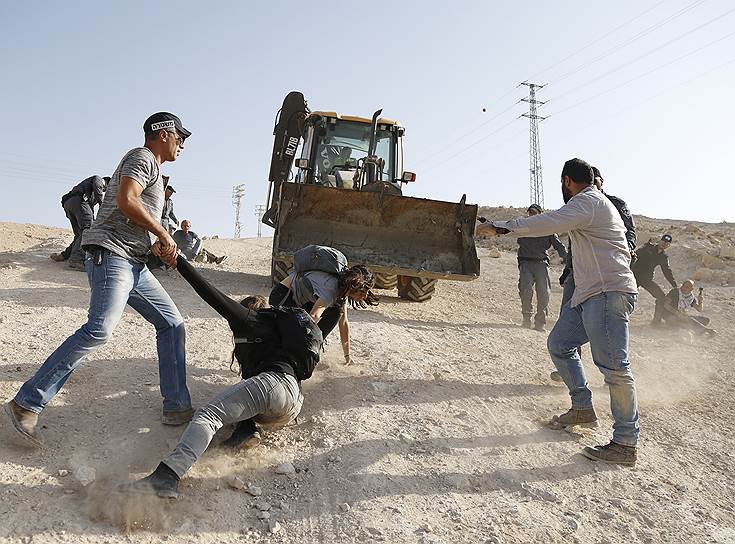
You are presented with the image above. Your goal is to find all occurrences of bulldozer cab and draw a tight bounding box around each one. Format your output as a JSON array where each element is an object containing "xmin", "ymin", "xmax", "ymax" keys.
[{"xmin": 296, "ymin": 113, "xmax": 404, "ymax": 192}]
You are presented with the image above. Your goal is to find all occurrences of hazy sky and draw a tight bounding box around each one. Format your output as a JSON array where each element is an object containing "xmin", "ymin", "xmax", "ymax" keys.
[{"xmin": 1, "ymin": 1, "xmax": 733, "ymax": 237}]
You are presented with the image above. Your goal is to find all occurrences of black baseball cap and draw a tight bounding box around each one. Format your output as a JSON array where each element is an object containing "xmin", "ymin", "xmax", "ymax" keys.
[
  {"xmin": 143, "ymin": 112, "xmax": 192, "ymax": 139},
  {"xmin": 662, "ymin": 234, "xmax": 673, "ymax": 243}
]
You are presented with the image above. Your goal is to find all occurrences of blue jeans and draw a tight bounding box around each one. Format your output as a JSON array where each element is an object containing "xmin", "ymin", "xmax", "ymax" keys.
[
  {"xmin": 15, "ymin": 249, "xmax": 191, "ymax": 413},
  {"xmin": 547, "ymin": 292, "xmax": 640, "ymax": 447},
  {"xmin": 163, "ymin": 371, "xmax": 302, "ymax": 477}
]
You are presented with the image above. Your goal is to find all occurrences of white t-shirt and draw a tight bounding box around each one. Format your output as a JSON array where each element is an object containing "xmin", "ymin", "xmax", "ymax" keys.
[{"xmin": 288, "ymin": 271, "xmax": 340, "ymax": 307}]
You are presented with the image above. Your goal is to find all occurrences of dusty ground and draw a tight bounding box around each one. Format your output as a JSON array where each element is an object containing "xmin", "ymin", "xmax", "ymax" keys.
[{"xmin": 0, "ymin": 220, "xmax": 734, "ymax": 544}]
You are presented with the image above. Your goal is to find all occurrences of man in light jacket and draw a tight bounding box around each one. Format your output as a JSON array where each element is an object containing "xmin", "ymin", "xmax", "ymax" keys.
[{"xmin": 479, "ymin": 157, "xmax": 639, "ymax": 466}]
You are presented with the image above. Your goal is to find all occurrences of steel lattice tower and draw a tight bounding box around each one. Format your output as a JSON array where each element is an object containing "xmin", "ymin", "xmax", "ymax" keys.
[
  {"xmin": 520, "ymin": 82, "xmax": 547, "ymax": 208},
  {"xmin": 232, "ymin": 184, "xmax": 245, "ymax": 238},
  {"xmin": 254, "ymin": 204, "xmax": 266, "ymax": 238}
]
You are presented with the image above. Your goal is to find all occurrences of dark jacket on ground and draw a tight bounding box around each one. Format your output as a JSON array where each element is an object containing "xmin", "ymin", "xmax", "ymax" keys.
[
  {"xmin": 61, "ymin": 175, "xmax": 106, "ymax": 210},
  {"xmin": 631, "ymin": 242, "xmax": 676, "ymax": 287},
  {"xmin": 176, "ymin": 256, "xmax": 297, "ymax": 379},
  {"xmin": 517, "ymin": 234, "xmax": 568, "ymax": 263}
]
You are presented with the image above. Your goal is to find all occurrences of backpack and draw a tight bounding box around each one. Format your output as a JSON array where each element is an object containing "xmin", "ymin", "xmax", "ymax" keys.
[
  {"xmin": 293, "ymin": 245, "xmax": 347, "ymax": 276},
  {"xmin": 258, "ymin": 307, "xmax": 324, "ymax": 381}
]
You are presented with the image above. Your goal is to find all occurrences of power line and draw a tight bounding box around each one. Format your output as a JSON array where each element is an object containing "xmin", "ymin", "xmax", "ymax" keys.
[
  {"xmin": 254, "ymin": 204, "xmax": 266, "ymax": 238},
  {"xmin": 520, "ymin": 82, "xmax": 546, "ymax": 208},
  {"xmin": 549, "ymin": 4, "xmax": 735, "ymax": 104},
  {"xmin": 549, "ymin": 28, "xmax": 735, "ymax": 118},
  {"xmin": 527, "ymin": 0, "xmax": 670, "ymax": 81},
  {"xmin": 548, "ymin": 0, "xmax": 708, "ymax": 86},
  {"xmin": 232, "ymin": 184, "xmax": 245, "ymax": 239}
]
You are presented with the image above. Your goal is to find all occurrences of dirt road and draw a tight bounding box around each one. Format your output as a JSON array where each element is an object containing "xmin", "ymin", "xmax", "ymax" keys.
[{"xmin": 0, "ymin": 222, "xmax": 733, "ymax": 543}]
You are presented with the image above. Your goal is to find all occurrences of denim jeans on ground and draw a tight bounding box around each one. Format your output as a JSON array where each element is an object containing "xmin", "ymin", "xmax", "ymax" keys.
[
  {"xmin": 15, "ymin": 250, "xmax": 191, "ymax": 413},
  {"xmin": 163, "ymin": 371, "xmax": 302, "ymax": 477},
  {"xmin": 547, "ymin": 291, "xmax": 640, "ymax": 447}
]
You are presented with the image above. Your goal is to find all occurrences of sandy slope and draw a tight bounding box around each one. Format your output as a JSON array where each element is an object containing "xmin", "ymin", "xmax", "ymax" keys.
[{"xmin": 0, "ymin": 221, "xmax": 733, "ymax": 544}]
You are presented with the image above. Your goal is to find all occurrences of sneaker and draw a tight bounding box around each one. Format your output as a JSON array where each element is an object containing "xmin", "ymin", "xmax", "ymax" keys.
[
  {"xmin": 549, "ymin": 370, "xmax": 563, "ymax": 382},
  {"xmin": 222, "ymin": 419, "xmax": 261, "ymax": 450},
  {"xmin": 4, "ymin": 400, "xmax": 43, "ymax": 448},
  {"xmin": 50, "ymin": 253, "xmax": 66, "ymax": 262},
  {"xmin": 122, "ymin": 462, "xmax": 180, "ymax": 499},
  {"xmin": 582, "ymin": 441, "xmax": 637, "ymax": 467},
  {"xmin": 551, "ymin": 407, "xmax": 598, "ymax": 428},
  {"xmin": 162, "ymin": 408, "xmax": 194, "ymax": 426},
  {"xmin": 215, "ymin": 255, "xmax": 228, "ymax": 265}
]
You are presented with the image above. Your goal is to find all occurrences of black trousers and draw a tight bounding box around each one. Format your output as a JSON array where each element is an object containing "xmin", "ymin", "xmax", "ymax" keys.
[
  {"xmin": 61, "ymin": 196, "xmax": 94, "ymax": 263},
  {"xmin": 269, "ymin": 283, "xmax": 341, "ymax": 338}
]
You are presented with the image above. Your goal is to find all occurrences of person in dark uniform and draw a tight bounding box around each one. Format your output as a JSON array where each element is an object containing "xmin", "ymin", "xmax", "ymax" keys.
[
  {"xmin": 631, "ymin": 233, "xmax": 677, "ymax": 324},
  {"xmin": 517, "ymin": 204, "xmax": 568, "ymax": 332},
  {"xmin": 161, "ymin": 180, "xmax": 178, "ymax": 235},
  {"xmin": 50, "ymin": 175, "xmax": 109, "ymax": 270}
]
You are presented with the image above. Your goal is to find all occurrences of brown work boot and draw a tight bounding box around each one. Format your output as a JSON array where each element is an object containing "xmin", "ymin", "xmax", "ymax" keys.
[
  {"xmin": 5, "ymin": 400, "xmax": 43, "ymax": 448},
  {"xmin": 162, "ymin": 408, "xmax": 195, "ymax": 426},
  {"xmin": 582, "ymin": 441, "xmax": 637, "ymax": 467},
  {"xmin": 551, "ymin": 407, "xmax": 598, "ymax": 428}
]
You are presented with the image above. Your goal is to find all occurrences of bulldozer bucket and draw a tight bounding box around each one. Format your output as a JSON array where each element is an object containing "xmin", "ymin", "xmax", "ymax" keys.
[{"xmin": 273, "ymin": 183, "xmax": 480, "ymax": 281}]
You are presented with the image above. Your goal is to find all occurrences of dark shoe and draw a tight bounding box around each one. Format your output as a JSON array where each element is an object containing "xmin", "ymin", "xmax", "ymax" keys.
[
  {"xmin": 122, "ymin": 462, "xmax": 180, "ymax": 499},
  {"xmin": 549, "ymin": 371, "xmax": 563, "ymax": 382},
  {"xmin": 215, "ymin": 255, "xmax": 228, "ymax": 265},
  {"xmin": 551, "ymin": 407, "xmax": 598, "ymax": 428},
  {"xmin": 50, "ymin": 253, "xmax": 66, "ymax": 262},
  {"xmin": 162, "ymin": 408, "xmax": 194, "ymax": 426},
  {"xmin": 4, "ymin": 400, "xmax": 43, "ymax": 448},
  {"xmin": 222, "ymin": 419, "xmax": 262, "ymax": 450},
  {"xmin": 534, "ymin": 323, "xmax": 546, "ymax": 332},
  {"xmin": 582, "ymin": 441, "xmax": 637, "ymax": 467},
  {"xmin": 522, "ymin": 318, "xmax": 532, "ymax": 329}
]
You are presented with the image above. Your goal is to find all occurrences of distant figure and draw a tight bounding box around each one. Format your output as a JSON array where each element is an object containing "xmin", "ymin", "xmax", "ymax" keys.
[
  {"xmin": 172, "ymin": 219, "xmax": 227, "ymax": 264},
  {"xmin": 50, "ymin": 175, "xmax": 110, "ymax": 270},
  {"xmin": 657, "ymin": 280, "xmax": 716, "ymax": 336},
  {"xmin": 516, "ymin": 204, "xmax": 567, "ymax": 332},
  {"xmin": 161, "ymin": 180, "xmax": 178, "ymax": 235},
  {"xmin": 631, "ymin": 234, "xmax": 677, "ymax": 324}
]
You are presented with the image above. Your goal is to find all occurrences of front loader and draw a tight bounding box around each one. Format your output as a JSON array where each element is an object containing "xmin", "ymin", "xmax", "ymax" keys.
[{"xmin": 262, "ymin": 91, "xmax": 480, "ymax": 302}]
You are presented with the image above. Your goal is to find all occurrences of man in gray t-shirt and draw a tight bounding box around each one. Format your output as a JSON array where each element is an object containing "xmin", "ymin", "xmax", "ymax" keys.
[{"xmin": 6, "ymin": 112, "xmax": 195, "ymax": 449}]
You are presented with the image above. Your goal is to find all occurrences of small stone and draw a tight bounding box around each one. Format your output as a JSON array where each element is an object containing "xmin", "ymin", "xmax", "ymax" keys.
[
  {"xmin": 246, "ymin": 485, "xmax": 263, "ymax": 497},
  {"xmin": 338, "ymin": 502, "xmax": 351, "ymax": 512},
  {"xmin": 227, "ymin": 476, "xmax": 247, "ymax": 490},
  {"xmin": 275, "ymin": 462, "xmax": 295, "ymax": 475},
  {"xmin": 256, "ymin": 510, "xmax": 271, "ymax": 520},
  {"xmin": 485, "ymin": 538, "xmax": 500, "ymax": 544},
  {"xmin": 277, "ymin": 500, "xmax": 290, "ymax": 512},
  {"xmin": 256, "ymin": 501, "xmax": 271, "ymax": 511},
  {"xmin": 57, "ymin": 469, "xmax": 69, "ymax": 477},
  {"xmin": 599, "ymin": 511, "xmax": 615, "ymax": 520},
  {"xmin": 567, "ymin": 517, "xmax": 581, "ymax": 531},
  {"xmin": 63, "ymin": 489, "xmax": 75, "ymax": 495},
  {"xmin": 73, "ymin": 465, "xmax": 96, "ymax": 487},
  {"xmin": 268, "ymin": 520, "xmax": 281, "ymax": 534},
  {"xmin": 418, "ymin": 523, "xmax": 433, "ymax": 533}
]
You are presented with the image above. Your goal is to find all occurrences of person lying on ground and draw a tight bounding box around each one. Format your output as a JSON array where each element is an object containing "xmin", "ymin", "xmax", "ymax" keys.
[
  {"xmin": 656, "ymin": 279, "xmax": 716, "ymax": 336},
  {"xmin": 172, "ymin": 219, "xmax": 227, "ymax": 264},
  {"xmin": 123, "ymin": 252, "xmax": 323, "ymax": 499}
]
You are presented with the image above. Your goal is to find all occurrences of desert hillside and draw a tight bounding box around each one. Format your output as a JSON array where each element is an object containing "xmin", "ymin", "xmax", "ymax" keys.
[{"xmin": 0, "ymin": 219, "xmax": 734, "ymax": 544}]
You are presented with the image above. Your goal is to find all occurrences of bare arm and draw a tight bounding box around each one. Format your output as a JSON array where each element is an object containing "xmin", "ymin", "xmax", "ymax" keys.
[
  {"xmin": 118, "ymin": 177, "xmax": 176, "ymax": 263},
  {"xmin": 338, "ymin": 307, "xmax": 351, "ymax": 364},
  {"xmin": 309, "ymin": 297, "xmax": 330, "ymax": 322}
]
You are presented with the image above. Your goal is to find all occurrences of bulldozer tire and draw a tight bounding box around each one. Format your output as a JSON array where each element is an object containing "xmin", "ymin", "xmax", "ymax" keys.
[
  {"xmin": 373, "ymin": 272, "xmax": 398, "ymax": 290},
  {"xmin": 397, "ymin": 276, "xmax": 437, "ymax": 302},
  {"xmin": 271, "ymin": 258, "xmax": 291, "ymax": 285}
]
